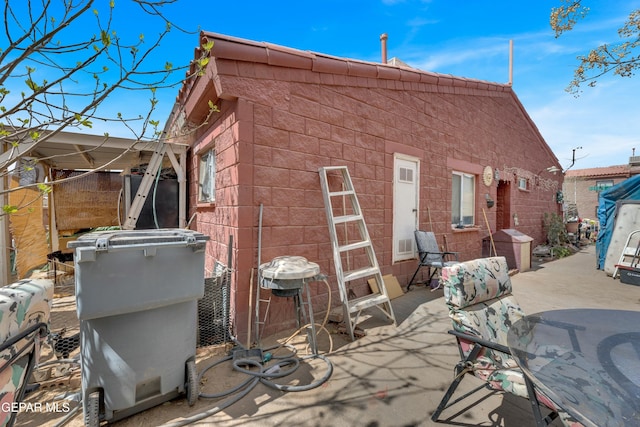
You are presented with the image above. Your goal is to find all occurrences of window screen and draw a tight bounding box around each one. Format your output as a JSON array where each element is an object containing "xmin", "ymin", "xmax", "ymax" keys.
[
  {"xmin": 199, "ymin": 149, "xmax": 216, "ymax": 203},
  {"xmin": 452, "ymin": 172, "xmax": 475, "ymax": 226}
]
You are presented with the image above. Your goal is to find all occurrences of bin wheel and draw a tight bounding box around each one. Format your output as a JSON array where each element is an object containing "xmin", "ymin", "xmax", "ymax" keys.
[
  {"xmin": 186, "ymin": 359, "xmax": 198, "ymax": 406},
  {"xmin": 85, "ymin": 391, "xmax": 101, "ymax": 427}
]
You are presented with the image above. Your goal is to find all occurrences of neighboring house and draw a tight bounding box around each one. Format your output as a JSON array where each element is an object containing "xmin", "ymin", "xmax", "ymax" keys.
[
  {"xmin": 168, "ymin": 32, "xmax": 563, "ymax": 339},
  {"xmin": 564, "ymin": 160, "xmax": 640, "ymax": 221}
]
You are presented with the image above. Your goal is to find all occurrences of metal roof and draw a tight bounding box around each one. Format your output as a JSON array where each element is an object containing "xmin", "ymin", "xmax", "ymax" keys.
[{"xmin": 0, "ymin": 130, "xmax": 187, "ymax": 172}]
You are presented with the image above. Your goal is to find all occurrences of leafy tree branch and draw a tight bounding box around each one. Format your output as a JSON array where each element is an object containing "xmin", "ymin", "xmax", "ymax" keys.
[
  {"xmin": 0, "ymin": 0, "xmax": 217, "ymax": 213},
  {"xmin": 551, "ymin": 0, "xmax": 640, "ymax": 95}
]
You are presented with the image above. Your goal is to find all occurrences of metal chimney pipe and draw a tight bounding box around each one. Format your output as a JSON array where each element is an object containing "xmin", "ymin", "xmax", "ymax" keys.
[
  {"xmin": 508, "ymin": 40, "xmax": 514, "ymax": 86},
  {"xmin": 380, "ymin": 33, "xmax": 388, "ymax": 64}
]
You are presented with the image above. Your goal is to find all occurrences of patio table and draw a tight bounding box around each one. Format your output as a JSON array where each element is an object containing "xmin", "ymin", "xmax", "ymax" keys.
[{"xmin": 507, "ymin": 309, "xmax": 640, "ymax": 427}]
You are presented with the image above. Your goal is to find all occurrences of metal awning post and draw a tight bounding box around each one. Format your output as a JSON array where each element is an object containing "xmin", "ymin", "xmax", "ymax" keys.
[{"xmin": 0, "ymin": 142, "xmax": 10, "ymax": 285}]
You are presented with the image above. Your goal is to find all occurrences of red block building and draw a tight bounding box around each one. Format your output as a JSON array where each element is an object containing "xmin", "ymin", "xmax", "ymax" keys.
[{"xmin": 168, "ymin": 32, "xmax": 563, "ymax": 339}]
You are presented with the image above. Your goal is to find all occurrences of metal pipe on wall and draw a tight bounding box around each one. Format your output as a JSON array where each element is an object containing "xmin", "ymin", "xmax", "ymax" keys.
[
  {"xmin": 509, "ymin": 40, "xmax": 514, "ymax": 86},
  {"xmin": 0, "ymin": 141, "xmax": 9, "ymax": 285}
]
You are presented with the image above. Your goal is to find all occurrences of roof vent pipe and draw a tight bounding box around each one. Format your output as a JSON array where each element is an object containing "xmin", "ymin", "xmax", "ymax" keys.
[
  {"xmin": 380, "ymin": 33, "xmax": 388, "ymax": 64},
  {"xmin": 508, "ymin": 40, "xmax": 514, "ymax": 86}
]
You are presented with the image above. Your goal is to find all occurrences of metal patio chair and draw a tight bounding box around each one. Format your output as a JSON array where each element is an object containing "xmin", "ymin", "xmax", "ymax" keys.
[
  {"xmin": 407, "ymin": 230, "xmax": 458, "ymax": 291},
  {"xmin": 431, "ymin": 256, "xmax": 582, "ymax": 426}
]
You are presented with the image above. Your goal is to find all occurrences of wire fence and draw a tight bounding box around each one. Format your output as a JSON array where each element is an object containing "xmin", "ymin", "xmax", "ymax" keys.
[{"xmin": 198, "ymin": 260, "xmax": 232, "ymax": 348}]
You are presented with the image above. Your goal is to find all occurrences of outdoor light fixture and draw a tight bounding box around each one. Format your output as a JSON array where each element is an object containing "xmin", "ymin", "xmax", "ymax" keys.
[
  {"xmin": 546, "ymin": 166, "xmax": 561, "ymax": 174},
  {"xmin": 536, "ymin": 165, "xmax": 561, "ymax": 175},
  {"xmin": 485, "ymin": 193, "xmax": 494, "ymax": 208}
]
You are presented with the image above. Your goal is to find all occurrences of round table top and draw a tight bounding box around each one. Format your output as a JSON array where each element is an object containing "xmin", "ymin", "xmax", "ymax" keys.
[
  {"xmin": 507, "ymin": 308, "xmax": 640, "ymax": 427},
  {"xmin": 259, "ymin": 256, "xmax": 321, "ymax": 280}
]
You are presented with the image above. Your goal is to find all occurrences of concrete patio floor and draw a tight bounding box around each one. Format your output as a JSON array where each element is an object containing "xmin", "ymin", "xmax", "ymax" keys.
[
  {"xmin": 133, "ymin": 244, "xmax": 640, "ymax": 427},
  {"xmin": 21, "ymin": 244, "xmax": 640, "ymax": 426}
]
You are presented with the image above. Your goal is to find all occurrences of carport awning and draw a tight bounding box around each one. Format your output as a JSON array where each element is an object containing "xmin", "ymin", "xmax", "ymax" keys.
[{"xmin": 0, "ymin": 131, "xmax": 187, "ymax": 171}]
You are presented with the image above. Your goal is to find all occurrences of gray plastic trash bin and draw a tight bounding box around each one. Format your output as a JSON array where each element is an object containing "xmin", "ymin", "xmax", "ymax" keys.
[{"xmin": 68, "ymin": 229, "xmax": 209, "ymax": 425}]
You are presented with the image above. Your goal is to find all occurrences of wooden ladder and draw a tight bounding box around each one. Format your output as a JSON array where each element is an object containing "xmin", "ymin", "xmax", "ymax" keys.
[{"xmin": 318, "ymin": 166, "xmax": 396, "ymax": 341}]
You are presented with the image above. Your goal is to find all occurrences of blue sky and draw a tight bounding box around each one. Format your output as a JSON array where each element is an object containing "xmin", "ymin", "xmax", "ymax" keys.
[{"xmin": 80, "ymin": 1, "xmax": 640, "ymax": 169}]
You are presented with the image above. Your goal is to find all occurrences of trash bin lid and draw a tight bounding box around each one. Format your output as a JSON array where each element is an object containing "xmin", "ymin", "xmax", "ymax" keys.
[
  {"xmin": 260, "ymin": 256, "xmax": 320, "ymax": 280},
  {"xmin": 67, "ymin": 228, "xmax": 209, "ymax": 249},
  {"xmin": 488, "ymin": 229, "xmax": 534, "ymax": 243}
]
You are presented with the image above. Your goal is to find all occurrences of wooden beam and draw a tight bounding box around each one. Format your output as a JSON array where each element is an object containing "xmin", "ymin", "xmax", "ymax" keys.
[
  {"xmin": 166, "ymin": 145, "xmax": 187, "ymax": 228},
  {"xmin": 0, "ymin": 140, "xmax": 38, "ymax": 167},
  {"xmin": 74, "ymin": 144, "xmax": 95, "ymax": 167},
  {"xmin": 49, "ymin": 182, "xmax": 60, "ymax": 252}
]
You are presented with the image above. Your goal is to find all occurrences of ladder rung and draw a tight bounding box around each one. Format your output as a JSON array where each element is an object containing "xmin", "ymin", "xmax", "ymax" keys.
[
  {"xmin": 348, "ymin": 294, "xmax": 390, "ymax": 313},
  {"xmin": 321, "ymin": 166, "xmax": 348, "ymax": 172},
  {"xmin": 328, "ymin": 190, "xmax": 355, "ymax": 197},
  {"xmin": 334, "ymin": 214, "xmax": 363, "ymax": 224},
  {"xmin": 343, "ymin": 266, "xmax": 378, "ymax": 282},
  {"xmin": 339, "ymin": 241, "xmax": 371, "ymax": 252}
]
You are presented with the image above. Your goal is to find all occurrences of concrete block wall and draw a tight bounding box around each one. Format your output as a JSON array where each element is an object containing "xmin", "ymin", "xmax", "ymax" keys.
[{"xmin": 185, "ymin": 53, "xmax": 562, "ymax": 338}]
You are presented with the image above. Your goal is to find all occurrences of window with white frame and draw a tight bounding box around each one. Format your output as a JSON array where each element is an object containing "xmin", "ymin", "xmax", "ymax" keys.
[
  {"xmin": 595, "ymin": 179, "xmax": 614, "ymax": 192},
  {"xmin": 518, "ymin": 177, "xmax": 529, "ymax": 191},
  {"xmin": 198, "ymin": 148, "xmax": 216, "ymax": 203},
  {"xmin": 451, "ymin": 172, "xmax": 475, "ymax": 226}
]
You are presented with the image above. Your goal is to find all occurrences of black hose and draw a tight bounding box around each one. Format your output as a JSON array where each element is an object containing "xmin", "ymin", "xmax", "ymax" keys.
[
  {"xmin": 196, "ymin": 354, "xmax": 254, "ymax": 399},
  {"xmin": 160, "ymin": 347, "xmax": 333, "ymax": 427},
  {"xmin": 259, "ymin": 354, "xmax": 333, "ymax": 392}
]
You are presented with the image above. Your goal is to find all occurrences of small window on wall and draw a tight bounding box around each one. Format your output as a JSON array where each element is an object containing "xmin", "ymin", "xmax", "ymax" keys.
[
  {"xmin": 518, "ymin": 177, "xmax": 529, "ymax": 191},
  {"xmin": 452, "ymin": 172, "xmax": 475, "ymax": 226},
  {"xmin": 595, "ymin": 180, "xmax": 614, "ymax": 192},
  {"xmin": 199, "ymin": 148, "xmax": 216, "ymax": 203}
]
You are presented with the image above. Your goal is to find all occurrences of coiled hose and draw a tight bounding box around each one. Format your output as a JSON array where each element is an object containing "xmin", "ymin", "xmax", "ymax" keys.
[{"xmin": 160, "ymin": 344, "xmax": 333, "ymax": 427}]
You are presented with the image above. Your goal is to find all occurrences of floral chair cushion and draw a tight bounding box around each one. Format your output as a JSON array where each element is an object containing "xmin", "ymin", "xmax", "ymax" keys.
[
  {"xmin": 443, "ymin": 256, "xmax": 523, "ymax": 352},
  {"xmin": 442, "ymin": 257, "xmax": 526, "ymax": 390},
  {"xmin": 440, "ymin": 257, "xmax": 582, "ymax": 425},
  {"xmin": 451, "ymin": 296, "xmax": 528, "ymax": 393},
  {"xmin": 0, "ymin": 279, "xmax": 53, "ymax": 343},
  {"xmin": 0, "ymin": 279, "xmax": 53, "ymax": 427},
  {"xmin": 443, "ymin": 256, "xmax": 513, "ymax": 309}
]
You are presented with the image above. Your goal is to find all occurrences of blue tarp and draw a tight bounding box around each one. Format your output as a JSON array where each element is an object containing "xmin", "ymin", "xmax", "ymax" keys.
[{"xmin": 596, "ymin": 174, "xmax": 640, "ymax": 269}]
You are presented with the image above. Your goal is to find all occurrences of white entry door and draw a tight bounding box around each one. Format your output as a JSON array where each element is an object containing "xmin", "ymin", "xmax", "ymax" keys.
[{"xmin": 393, "ymin": 155, "xmax": 419, "ymax": 262}]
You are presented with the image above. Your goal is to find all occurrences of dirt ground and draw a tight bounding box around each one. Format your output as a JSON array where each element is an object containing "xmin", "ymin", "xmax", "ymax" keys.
[{"xmin": 15, "ymin": 272, "xmax": 354, "ymax": 427}]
